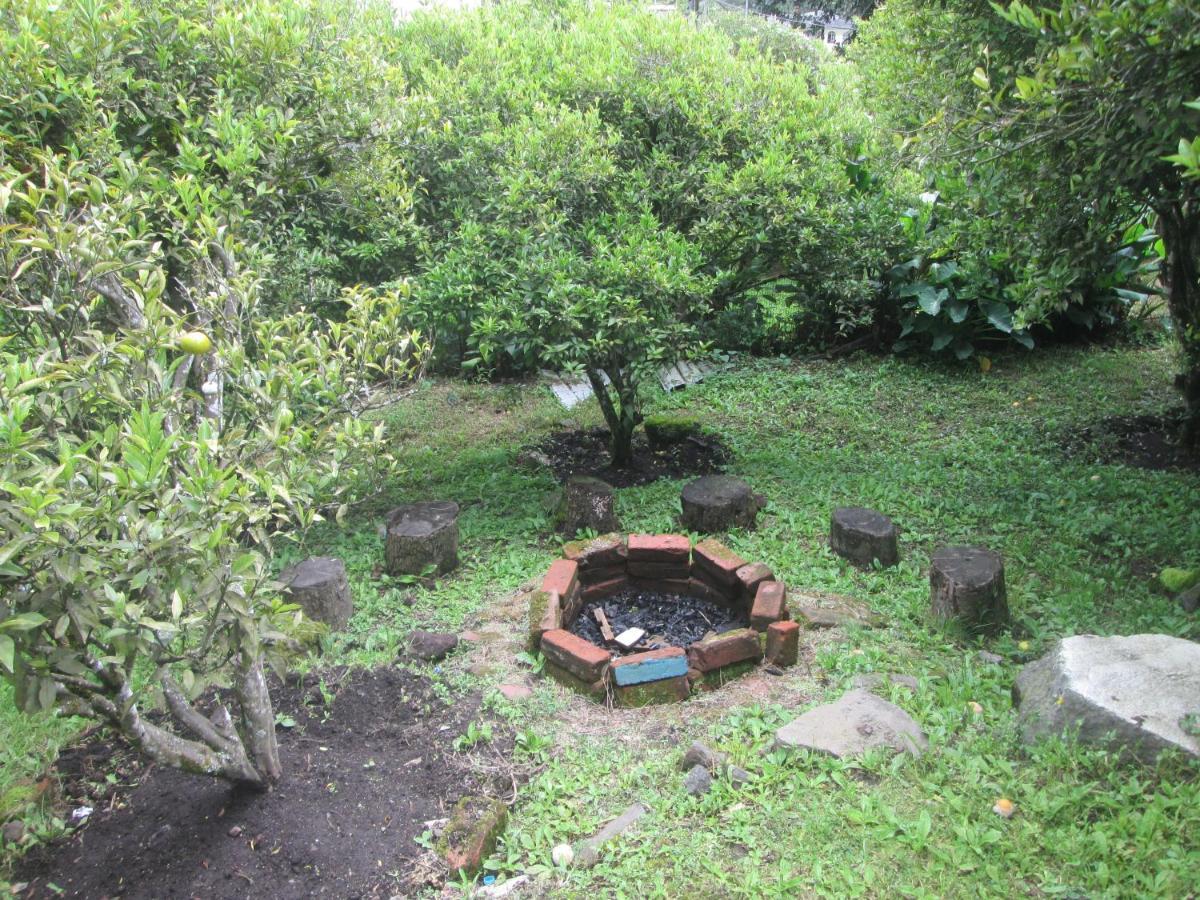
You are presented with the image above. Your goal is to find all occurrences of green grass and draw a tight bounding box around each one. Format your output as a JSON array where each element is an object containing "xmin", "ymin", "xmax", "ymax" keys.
[{"xmin": 4, "ymin": 342, "xmax": 1199, "ymax": 896}]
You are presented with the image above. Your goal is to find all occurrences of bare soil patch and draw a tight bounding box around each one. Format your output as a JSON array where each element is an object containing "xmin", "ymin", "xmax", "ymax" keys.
[
  {"xmin": 1063, "ymin": 411, "xmax": 1199, "ymax": 473},
  {"xmin": 528, "ymin": 427, "xmax": 730, "ymax": 487},
  {"xmin": 15, "ymin": 668, "xmax": 510, "ymax": 899}
]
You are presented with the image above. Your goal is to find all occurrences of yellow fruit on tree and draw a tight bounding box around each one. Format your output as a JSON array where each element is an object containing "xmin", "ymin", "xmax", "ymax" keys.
[{"xmin": 179, "ymin": 330, "xmax": 213, "ymax": 354}]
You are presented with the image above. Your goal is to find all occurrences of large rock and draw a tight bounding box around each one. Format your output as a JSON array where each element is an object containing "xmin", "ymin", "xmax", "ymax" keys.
[
  {"xmin": 1013, "ymin": 634, "xmax": 1200, "ymax": 762},
  {"xmin": 774, "ymin": 689, "xmax": 928, "ymax": 758}
]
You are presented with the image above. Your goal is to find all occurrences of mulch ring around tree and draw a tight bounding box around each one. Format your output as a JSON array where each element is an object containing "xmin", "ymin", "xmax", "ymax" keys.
[
  {"xmin": 1062, "ymin": 410, "xmax": 1200, "ymax": 473},
  {"xmin": 15, "ymin": 667, "xmax": 514, "ymax": 899},
  {"xmin": 526, "ymin": 426, "xmax": 730, "ymax": 488}
]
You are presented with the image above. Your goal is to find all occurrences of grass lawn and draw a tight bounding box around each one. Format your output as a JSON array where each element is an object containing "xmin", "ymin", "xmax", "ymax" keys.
[{"xmin": 4, "ymin": 341, "xmax": 1199, "ymax": 897}]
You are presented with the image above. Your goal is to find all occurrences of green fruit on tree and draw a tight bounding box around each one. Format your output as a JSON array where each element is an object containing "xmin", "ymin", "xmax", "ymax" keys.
[{"xmin": 179, "ymin": 330, "xmax": 213, "ymax": 354}]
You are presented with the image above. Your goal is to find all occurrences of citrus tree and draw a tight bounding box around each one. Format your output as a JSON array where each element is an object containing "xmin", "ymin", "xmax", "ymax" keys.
[{"xmin": 0, "ymin": 152, "xmax": 424, "ymax": 786}]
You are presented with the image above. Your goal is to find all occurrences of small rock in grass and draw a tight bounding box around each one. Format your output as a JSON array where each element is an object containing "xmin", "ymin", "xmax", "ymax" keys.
[
  {"xmin": 683, "ymin": 764, "xmax": 713, "ymax": 796},
  {"xmin": 727, "ymin": 766, "xmax": 753, "ymax": 789},
  {"xmin": 227, "ymin": 825, "xmax": 243, "ymax": 838},
  {"xmin": 1180, "ymin": 583, "xmax": 1200, "ymax": 614},
  {"xmin": 2, "ymin": 821, "xmax": 25, "ymax": 844},
  {"xmin": 406, "ymin": 629, "xmax": 459, "ymax": 662},
  {"xmin": 680, "ymin": 741, "xmax": 727, "ymax": 773},
  {"xmin": 977, "ymin": 650, "xmax": 1004, "ymax": 665},
  {"xmin": 551, "ymin": 843, "xmax": 574, "ymax": 867},
  {"xmin": 476, "ymin": 874, "xmax": 532, "ymax": 898},
  {"xmin": 575, "ymin": 802, "xmax": 648, "ymax": 869},
  {"xmin": 498, "ymin": 683, "xmax": 532, "ymax": 701}
]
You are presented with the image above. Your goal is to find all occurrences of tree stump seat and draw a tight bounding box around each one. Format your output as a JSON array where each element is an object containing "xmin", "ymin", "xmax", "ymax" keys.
[
  {"xmin": 680, "ymin": 475, "xmax": 765, "ymax": 533},
  {"xmin": 830, "ymin": 506, "xmax": 900, "ymax": 568},
  {"xmin": 557, "ymin": 476, "xmax": 620, "ymax": 536},
  {"xmin": 930, "ymin": 545, "xmax": 1008, "ymax": 635},
  {"xmin": 384, "ymin": 501, "xmax": 460, "ymax": 576},
  {"xmin": 279, "ymin": 556, "xmax": 353, "ymax": 629}
]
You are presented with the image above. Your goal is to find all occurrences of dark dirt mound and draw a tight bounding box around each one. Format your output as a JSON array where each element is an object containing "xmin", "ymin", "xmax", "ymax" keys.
[
  {"xmin": 1063, "ymin": 411, "xmax": 1199, "ymax": 473},
  {"xmin": 15, "ymin": 668, "xmax": 510, "ymax": 899},
  {"xmin": 528, "ymin": 427, "xmax": 730, "ymax": 487},
  {"xmin": 570, "ymin": 588, "xmax": 748, "ymax": 656}
]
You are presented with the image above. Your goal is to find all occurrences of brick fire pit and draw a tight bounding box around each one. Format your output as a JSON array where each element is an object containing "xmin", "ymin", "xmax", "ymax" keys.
[{"xmin": 528, "ymin": 534, "xmax": 799, "ymax": 706}]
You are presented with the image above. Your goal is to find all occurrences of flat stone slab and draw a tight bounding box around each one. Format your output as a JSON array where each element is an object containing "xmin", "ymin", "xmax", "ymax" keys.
[
  {"xmin": 1013, "ymin": 633, "xmax": 1200, "ymax": 762},
  {"xmin": 774, "ymin": 689, "xmax": 928, "ymax": 758}
]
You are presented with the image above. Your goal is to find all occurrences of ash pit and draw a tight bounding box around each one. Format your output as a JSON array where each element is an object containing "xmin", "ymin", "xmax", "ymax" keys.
[
  {"xmin": 570, "ymin": 587, "xmax": 749, "ymax": 656},
  {"xmin": 533, "ymin": 534, "xmax": 799, "ymax": 706}
]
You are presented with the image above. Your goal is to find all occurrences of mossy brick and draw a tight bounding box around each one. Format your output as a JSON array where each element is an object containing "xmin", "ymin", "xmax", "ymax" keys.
[
  {"xmin": 692, "ymin": 539, "xmax": 747, "ymax": 587},
  {"xmin": 563, "ymin": 533, "xmax": 627, "ymax": 570},
  {"xmin": 628, "ymin": 533, "xmax": 690, "ymax": 563},
  {"xmin": 628, "ymin": 559, "xmax": 691, "ymax": 580},
  {"xmin": 644, "ymin": 413, "xmax": 701, "ymax": 448},
  {"xmin": 527, "ymin": 589, "xmax": 561, "ymax": 650},
  {"xmin": 440, "ymin": 796, "xmax": 508, "ymax": 877},
  {"xmin": 750, "ymin": 581, "xmax": 788, "ymax": 632},
  {"xmin": 610, "ymin": 646, "xmax": 689, "ymax": 686},
  {"xmin": 543, "ymin": 660, "xmax": 607, "ymax": 698},
  {"xmin": 766, "ymin": 620, "xmax": 800, "ymax": 667},
  {"xmin": 542, "ymin": 558, "xmax": 580, "ymax": 600},
  {"xmin": 686, "ymin": 627, "xmax": 761, "ymax": 672},
  {"xmin": 541, "ymin": 629, "xmax": 610, "ymax": 682},
  {"xmin": 614, "ymin": 674, "xmax": 690, "ymax": 706},
  {"xmin": 735, "ymin": 562, "xmax": 775, "ymax": 601}
]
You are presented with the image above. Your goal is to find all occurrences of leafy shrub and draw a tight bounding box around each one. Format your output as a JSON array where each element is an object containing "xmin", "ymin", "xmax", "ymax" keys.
[{"xmin": 0, "ymin": 140, "xmax": 424, "ymax": 784}]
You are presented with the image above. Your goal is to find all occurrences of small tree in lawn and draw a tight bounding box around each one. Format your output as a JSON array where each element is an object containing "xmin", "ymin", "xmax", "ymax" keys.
[
  {"xmin": 0, "ymin": 153, "xmax": 424, "ymax": 786},
  {"xmin": 973, "ymin": 0, "xmax": 1200, "ymax": 446},
  {"xmin": 469, "ymin": 211, "xmax": 712, "ymax": 467}
]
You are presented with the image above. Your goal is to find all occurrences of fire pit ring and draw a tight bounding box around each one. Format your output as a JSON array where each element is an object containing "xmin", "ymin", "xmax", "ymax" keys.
[{"xmin": 528, "ymin": 534, "xmax": 800, "ymax": 705}]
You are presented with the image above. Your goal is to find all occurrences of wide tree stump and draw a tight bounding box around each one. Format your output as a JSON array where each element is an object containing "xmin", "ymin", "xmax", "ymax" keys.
[
  {"xmin": 384, "ymin": 501, "xmax": 460, "ymax": 576},
  {"xmin": 279, "ymin": 556, "xmax": 353, "ymax": 629},
  {"xmin": 830, "ymin": 506, "xmax": 899, "ymax": 568},
  {"xmin": 930, "ymin": 545, "xmax": 1008, "ymax": 635},
  {"xmin": 680, "ymin": 475, "xmax": 765, "ymax": 533},
  {"xmin": 557, "ymin": 476, "xmax": 620, "ymax": 536}
]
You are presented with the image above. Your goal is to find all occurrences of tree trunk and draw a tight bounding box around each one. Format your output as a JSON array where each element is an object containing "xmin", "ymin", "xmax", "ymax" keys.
[
  {"xmin": 586, "ymin": 366, "xmax": 641, "ymax": 468},
  {"xmin": 1156, "ymin": 199, "xmax": 1200, "ymax": 449}
]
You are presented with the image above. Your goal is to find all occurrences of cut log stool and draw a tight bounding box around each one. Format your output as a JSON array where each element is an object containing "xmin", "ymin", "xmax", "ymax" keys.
[
  {"xmin": 930, "ymin": 545, "xmax": 1008, "ymax": 635},
  {"xmin": 680, "ymin": 475, "xmax": 765, "ymax": 533},
  {"xmin": 557, "ymin": 475, "xmax": 620, "ymax": 536},
  {"xmin": 384, "ymin": 501, "xmax": 460, "ymax": 576},
  {"xmin": 279, "ymin": 556, "xmax": 353, "ymax": 629},
  {"xmin": 830, "ymin": 507, "xmax": 899, "ymax": 568}
]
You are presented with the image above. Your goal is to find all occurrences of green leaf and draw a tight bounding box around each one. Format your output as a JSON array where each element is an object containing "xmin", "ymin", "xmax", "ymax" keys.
[
  {"xmin": 0, "ymin": 634, "xmax": 14, "ymax": 673},
  {"xmin": 971, "ymin": 68, "xmax": 990, "ymax": 91},
  {"xmin": 945, "ymin": 298, "xmax": 969, "ymax": 323},
  {"xmin": 1, "ymin": 612, "xmax": 48, "ymax": 633},
  {"xmin": 980, "ymin": 301, "xmax": 1014, "ymax": 333}
]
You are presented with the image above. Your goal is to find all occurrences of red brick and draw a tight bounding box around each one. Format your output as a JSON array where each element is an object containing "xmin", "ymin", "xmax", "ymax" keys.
[
  {"xmin": 563, "ymin": 533, "xmax": 627, "ymax": 570},
  {"xmin": 582, "ymin": 577, "xmax": 628, "ymax": 602},
  {"xmin": 543, "ymin": 661, "xmax": 607, "ymax": 698},
  {"xmin": 527, "ymin": 589, "xmax": 561, "ymax": 650},
  {"xmin": 692, "ymin": 539, "xmax": 747, "ymax": 586},
  {"xmin": 540, "ymin": 629, "xmax": 610, "ymax": 682},
  {"xmin": 735, "ymin": 562, "xmax": 775, "ymax": 600},
  {"xmin": 579, "ymin": 563, "xmax": 628, "ymax": 585},
  {"xmin": 614, "ymin": 674, "xmax": 689, "ymax": 706},
  {"xmin": 628, "ymin": 577, "xmax": 692, "ymax": 596},
  {"xmin": 442, "ymin": 796, "xmax": 508, "ymax": 877},
  {"xmin": 627, "ymin": 533, "xmax": 690, "ymax": 563},
  {"xmin": 750, "ymin": 581, "xmax": 788, "ymax": 632},
  {"xmin": 686, "ymin": 577, "xmax": 736, "ymax": 606},
  {"xmin": 766, "ymin": 620, "xmax": 800, "ymax": 667},
  {"xmin": 686, "ymin": 628, "xmax": 761, "ymax": 672},
  {"xmin": 542, "ymin": 558, "xmax": 579, "ymax": 598},
  {"xmin": 627, "ymin": 559, "xmax": 691, "ymax": 580}
]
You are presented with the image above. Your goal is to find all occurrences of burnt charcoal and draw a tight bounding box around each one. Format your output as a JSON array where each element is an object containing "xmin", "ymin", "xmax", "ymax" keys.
[{"xmin": 568, "ymin": 586, "xmax": 749, "ymax": 656}]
